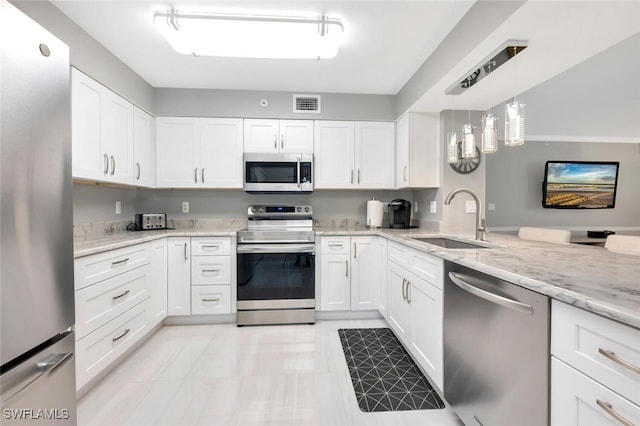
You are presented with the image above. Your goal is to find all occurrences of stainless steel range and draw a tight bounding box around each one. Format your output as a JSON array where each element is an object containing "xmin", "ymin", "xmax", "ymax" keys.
[{"xmin": 236, "ymin": 204, "xmax": 315, "ymax": 325}]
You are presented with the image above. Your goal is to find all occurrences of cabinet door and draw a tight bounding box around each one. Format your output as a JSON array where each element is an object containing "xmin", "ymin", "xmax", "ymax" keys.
[
  {"xmin": 313, "ymin": 121, "xmax": 355, "ymax": 188},
  {"xmin": 167, "ymin": 238, "xmax": 191, "ymax": 316},
  {"xmin": 156, "ymin": 117, "xmax": 198, "ymax": 187},
  {"xmin": 355, "ymin": 121, "xmax": 395, "ymax": 189},
  {"xmin": 101, "ymin": 89, "xmax": 134, "ymax": 184},
  {"xmin": 279, "ymin": 120, "xmax": 313, "ymax": 153},
  {"xmin": 395, "ymin": 114, "xmax": 410, "ymax": 188},
  {"xmin": 133, "ymin": 106, "xmax": 155, "ymax": 187},
  {"xmin": 243, "ymin": 119, "xmax": 279, "ymax": 152},
  {"xmin": 319, "ymin": 254, "xmax": 351, "ymax": 311},
  {"xmin": 387, "ymin": 263, "xmax": 411, "ymax": 344},
  {"xmin": 71, "ymin": 68, "xmax": 104, "ymax": 181},
  {"xmin": 378, "ymin": 238, "xmax": 388, "ymax": 319},
  {"xmin": 199, "ymin": 118, "xmax": 243, "ymax": 188},
  {"xmin": 148, "ymin": 239, "xmax": 168, "ymax": 327},
  {"xmin": 551, "ymin": 357, "xmax": 640, "ymax": 426},
  {"xmin": 410, "ymin": 275, "xmax": 443, "ymax": 390},
  {"xmin": 351, "ymin": 236, "xmax": 378, "ymax": 311}
]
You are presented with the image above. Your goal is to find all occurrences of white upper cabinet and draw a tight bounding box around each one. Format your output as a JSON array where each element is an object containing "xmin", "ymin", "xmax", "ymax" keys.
[
  {"xmin": 315, "ymin": 120, "xmax": 394, "ymax": 189},
  {"xmin": 71, "ymin": 68, "xmax": 134, "ymax": 185},
  {"xmin": 132, "ymin": 106, "xmax": 155, "ymax": 187},
  {"xmin": 156, "ymin": 117, "xmax": 243, "ymax": 188},
  {"xmin": 395, "ymin": 112, "xmax": 440, "ymax": 188},
  {"xmin": 355, "ymin": 121, "xmax": 395, "ymax": 189},
  {"xmin": 314, "ymin": 121, "xmax": 355, "ymax": 188},
  {"xmin": 244, "ymin": 119, "xmax": 313, "ymax": 153}
]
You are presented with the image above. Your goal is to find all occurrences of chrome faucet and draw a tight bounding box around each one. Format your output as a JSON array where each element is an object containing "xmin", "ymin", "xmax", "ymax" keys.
[{"xmin": 444, "ymin": 188, "xmax": 486, "ymax": 241}]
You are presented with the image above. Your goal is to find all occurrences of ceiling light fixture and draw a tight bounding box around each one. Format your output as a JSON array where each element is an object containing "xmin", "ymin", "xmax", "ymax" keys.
[
  {"xmin": 153, "ymin": 9, "xmax": 345, "ymax": 59},
  {"xmin": 481, "ymin": 61, "xmax": 497, "ymax": 154},
  {"xmin": 505, "ymin": 46, "xmax": 525, "ymax": 146}
]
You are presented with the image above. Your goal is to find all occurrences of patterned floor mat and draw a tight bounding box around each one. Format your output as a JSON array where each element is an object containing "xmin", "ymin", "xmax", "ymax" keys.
[{"xmin": 338, "ymin": 328, "xmax": 445, "ymax": 412}]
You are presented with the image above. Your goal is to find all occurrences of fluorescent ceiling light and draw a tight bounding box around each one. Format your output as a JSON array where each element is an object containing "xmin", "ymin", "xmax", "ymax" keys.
[{"xmin": 153, "ymin": 9, "xmax": 345, "ymax": 59}]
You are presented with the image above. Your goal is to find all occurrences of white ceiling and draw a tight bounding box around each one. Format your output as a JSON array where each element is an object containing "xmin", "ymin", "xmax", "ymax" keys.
[{"xmin": 52, "ymin": 1, "xmax": 640, "ymax": 113}]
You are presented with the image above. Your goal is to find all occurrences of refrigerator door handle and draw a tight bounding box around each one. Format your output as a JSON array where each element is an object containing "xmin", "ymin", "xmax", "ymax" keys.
[{"xmin": 2, "ymin": 352, "xmax": 73, "ymax": 405}]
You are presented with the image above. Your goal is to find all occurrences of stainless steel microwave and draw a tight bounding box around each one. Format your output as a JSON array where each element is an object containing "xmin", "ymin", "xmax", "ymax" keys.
[{"xmin": 243, "ymin": 153, "xmax": 313, "ymax": 193}]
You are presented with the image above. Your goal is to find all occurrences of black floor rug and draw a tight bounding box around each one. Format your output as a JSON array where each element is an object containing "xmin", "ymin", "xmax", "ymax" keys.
[{"xmin": 338, "ymin": 328, "xmax": 445, "ymax": 413}]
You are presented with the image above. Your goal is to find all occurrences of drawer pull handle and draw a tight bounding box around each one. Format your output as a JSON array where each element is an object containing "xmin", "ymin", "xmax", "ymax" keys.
[
  {"xmin": 201, "ymin": 245, "xmax": 221, "ymax": 249},
  {"xmin": 202, "ymin": 269, "xmax": 220, "ymax": 273},
  {"xmin": 328, "ymin": 244, "xmax": 343, "ymax": 248},
  {"xmin": 345, "ymin": 260, "xmax": 348, "ymax": 277},
  {"xmin": 202, "ymin": 298, "xmax": 220, "ymax": 302},
  {"xmin": 111, "ymin": 257, "xmax": 130, "ymax": 266},
  {"xmin": 112, "ymin": 290, "xmax": 130, "ymax": 300},
  {"xmin": 599, "ymin": 348, "xmax": 640, "ymax": 375},
  {"xmin": 112, "ymin": 328, "xmax": 130, "ymax": 342},
  {"xmin": 596, "ymin": 399, "xmax": 634, "ymax": 426}
]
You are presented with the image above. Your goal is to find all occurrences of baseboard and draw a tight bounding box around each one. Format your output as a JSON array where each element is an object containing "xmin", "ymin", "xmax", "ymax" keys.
[{"xmin": 316, "ymin": 310, "xmax": 382, "ymax": 321}]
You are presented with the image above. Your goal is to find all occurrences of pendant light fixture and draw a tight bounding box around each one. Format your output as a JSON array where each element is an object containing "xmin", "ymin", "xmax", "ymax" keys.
[
  {"xmin": 462, "ymin": 109, "xmax": 477, "ymax": 159},
  {"xmin": 447, "ymin": 102, "xmax": 459, "ymax": 164},
  {"xmin": 481, "ymin": 61, "xmax": 498, "ymax": 153},
  {"xmin": 505, "ymin": 46, "xmax": 525, "ymax": 146}
]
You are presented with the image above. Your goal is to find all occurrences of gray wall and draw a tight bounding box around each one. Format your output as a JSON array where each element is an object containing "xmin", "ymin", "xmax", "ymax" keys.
[
  {"xmin": 73, "ymin": 184, "xmax": 139, "ymax": 224},
  {"xmin": 486, "ymin": 141, "xmax": 640, "ymax": 229},
  {"xmin": 11, "ymin": 0, "xmax": 155, "ymax": 112},
  {"xmin": 155, "ymin": 88, "xmax": 395, "ymax": 121}
]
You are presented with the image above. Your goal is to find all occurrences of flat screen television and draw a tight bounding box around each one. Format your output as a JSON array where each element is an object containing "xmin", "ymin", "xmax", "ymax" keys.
[{"xmin": 542, "ymin": 161, "xmax": 620, "ymax": 209}]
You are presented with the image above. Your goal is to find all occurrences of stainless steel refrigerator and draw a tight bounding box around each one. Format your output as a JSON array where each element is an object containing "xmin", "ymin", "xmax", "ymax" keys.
[{"xmin": 1, "ymin": 1, "xmax": 77, "ymax": 424}]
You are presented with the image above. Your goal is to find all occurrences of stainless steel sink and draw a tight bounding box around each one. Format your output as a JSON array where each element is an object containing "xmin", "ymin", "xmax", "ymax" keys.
[{"xmin": 411, "ymin": 237, "xmax": 489, "ymax": 249}]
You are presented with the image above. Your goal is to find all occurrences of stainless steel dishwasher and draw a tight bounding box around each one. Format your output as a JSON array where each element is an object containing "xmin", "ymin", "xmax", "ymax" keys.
[{"xmin": 443, "ymin": 262, "xmax": 550, "ymax": 426}]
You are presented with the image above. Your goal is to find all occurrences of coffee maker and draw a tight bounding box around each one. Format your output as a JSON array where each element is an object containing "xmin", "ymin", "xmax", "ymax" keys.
[{"xmin": 388, "ymin": 199, "xmax": 412, "ymax": 229}]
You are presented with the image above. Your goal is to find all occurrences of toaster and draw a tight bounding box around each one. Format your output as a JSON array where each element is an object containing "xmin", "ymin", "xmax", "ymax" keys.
[{"xmin": 134, "ymin": 213, "xmax": 167, "ymax": 230}]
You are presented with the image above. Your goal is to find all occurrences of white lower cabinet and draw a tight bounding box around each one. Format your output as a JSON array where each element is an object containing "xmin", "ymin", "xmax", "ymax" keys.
[
  {"xmin": 167, "ymin": 237, "xmax": 191, "ymax": 316},
  {"xmin": 318, "ymin": 236, "xmax": 378, "ymax": 311},
  {"xmin": 377, "ymin": 238, "xmax": 388, "ymax": 319},
  {"xmin": 191, "ymin": 285, "xmax": 231, "ymax": 315},
  {"xmin": 551, "ymin": 300, "xmax": 640, "ymax": 425},
  {"xmin": 190, "ymin": 237, "xmax": 233, "ymax": 315},
  {"xmin": 386, "ymin": 241, "xmax": 444, "ymax": 391}
]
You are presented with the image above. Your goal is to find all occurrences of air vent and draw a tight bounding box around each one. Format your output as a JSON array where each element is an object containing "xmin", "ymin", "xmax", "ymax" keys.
[{"xmin": 293, "ymin": 95, "xmax": 321, "ymax": 113}]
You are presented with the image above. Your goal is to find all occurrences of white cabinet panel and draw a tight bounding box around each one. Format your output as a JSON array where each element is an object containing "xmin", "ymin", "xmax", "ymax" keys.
[
  {"xmin": 314, "ymin": 121, "xmax": 355, "ymax": 188},
  {"xmin": 156, "ymin": 117, "xmax": 199, "ymax": 187},
  {"xmin": 191, "ymin": 237, "xmax": 232, "ymax": 256},
  {"xmin": 71, "ymin": 68, "xmax": 103, "ymax": 181},
  {"xmin": 101, "ymin": 89, "xmax": 133, "ymax": 184},
  {"xmin": 355, "ymin": 121, "xmax": 394, "ymax": 189},
  {"xmin": 320, "ymin": 236, "xmax": 351, "ymax": 255},
  {"xmin": 378, "ymin": 238, "xmax": 388, "ymax": 319},
  {"xmin": 351, "ymin": 236, "xmax": 378, "ymax": 311},
  {"xmin": 199, "ymin": 118, "xmax": 243, "ymax": 188},
  {"xmin": 387, "ymin": 263, "xmax": 411, "ymax": 343},
  {"xmin": 244, "ymin": 119, "xmax": 313, "ymax": 153},
  {"xmin": 148, "ymin": 238, "xmax": 168, "ymax": 327},
  {"xmin": 319, "ymin": 254, "xmax": 351, "ymax": 311},
  {"xmin": 395, "ymin": 112, "xmax": 440, "ymax": 189},
  {"xmin": 167, "ymin": 237, "xmax": 191, "ymax": 316},
  {"xmin": 74, "ymin": 243, "xmax": 151, "ymax": 291},
  {"xmin": 279, "ymin": 120, "xmax": 314, "ymax": 153},
  {"xmin": 191, "ymin": 256, "xmax": 231, "ymax": 285},
  {"xmin": 133, "ymin": 106, "xmax": 155, "ymax": 187}
]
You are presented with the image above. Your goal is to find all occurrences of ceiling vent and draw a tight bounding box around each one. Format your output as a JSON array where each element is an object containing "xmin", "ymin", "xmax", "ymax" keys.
[{"xmin": 293, "ymin": 95, "xmax": 321, "ymax": 113}]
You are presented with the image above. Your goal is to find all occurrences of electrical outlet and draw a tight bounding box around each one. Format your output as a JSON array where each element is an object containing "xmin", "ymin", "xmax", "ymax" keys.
[
  {"xmin": 413, "ymin": 201, "xmax": 419, "ymax": 213},
  {"xmin": 488, "ymin": 203, "xmax": 496, "ymax": 211},
  {"xmin": 430, "ymin": 200, "xmax": 437, "ymax": 213},
  {"xmin": 465, "ymin": 200, "xmax": 477, "ymax": 214},
  {"xmin": 182, "ymin": 201, "xmax": 189, "ymax": 213},
  {"xmin": 115, "ymin": 201, "xmax": 121, "ymax": 215}
]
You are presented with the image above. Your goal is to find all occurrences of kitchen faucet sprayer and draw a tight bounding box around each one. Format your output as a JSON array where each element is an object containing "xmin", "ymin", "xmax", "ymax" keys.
[{"xmin": 444, "ymin": 188, "xmax": 485, "ymax": 241}]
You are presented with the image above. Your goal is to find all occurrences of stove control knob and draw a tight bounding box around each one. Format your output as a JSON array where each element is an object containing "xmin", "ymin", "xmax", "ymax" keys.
[
  {"xmin": 304, "ymin": 207, "xmax": 310, "ymax": 213},
  {"xmin": 296, "ymin": 207, "xmax": 302, "ymax": 212},
  {"xmin": 250, "ymin": 207, "xmax": 256, "ymax": 213},
  {"xmin": 258, "ymin": 207, "xmax": 265, "ymax": 213}
]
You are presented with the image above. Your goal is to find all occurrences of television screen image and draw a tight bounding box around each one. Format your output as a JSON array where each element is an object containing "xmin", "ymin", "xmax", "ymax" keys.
[{"xmin": 542, "ymin": 161, "xmax": 619, "ymax": 208}]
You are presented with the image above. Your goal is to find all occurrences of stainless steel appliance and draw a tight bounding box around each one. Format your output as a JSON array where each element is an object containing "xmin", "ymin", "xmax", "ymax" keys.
[
  {"xmin": 1, "ymin": 2, "xmax": 76, "ymax": 423},
  {"xmin": 134, "ymin": 213, "xmax": 167, "ymax": 230},
  {"xmin": 443, "ymin": 262, "xmax": 550, "ymax": 426},
  {"xmin": 388, "ymin": 199, "xmax": 412, "ymax": 229},
  {"xmin": 243, "ymin": 153, "xmax": 313, "ymax": 193},
  {"xmin": 236, "ymin": 205, "xmax": 315, "ymax": 325}
]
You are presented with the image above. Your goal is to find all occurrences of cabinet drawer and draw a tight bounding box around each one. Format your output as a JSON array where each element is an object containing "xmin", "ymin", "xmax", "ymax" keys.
[
  {"xmin": 191, "ymin": 256, "xmax": 231, "ymax": 285},
  {"xmin": 75, "ymin": 264, "xmax": 150, "ymax": 340},
  {"xmin": 321, "ymin": 236, "xmax": 351, "ymax": 255},
  {"xmin": 552, "ymin": 357, "xmax": 640, "ymax": 426},
  {"xmin": 552, "ymin": 301, "xmax": 640, "ymax": 406},
  {"xmin": 75, "ymin": 299, "xmax": 149, "ymax": 390},
  {"xmin": 191, "ymin": 237, "xmax": 231, "ymax": 255},
  {"xmin": 75, "ymin": 243, "xmax": 150, "ymax": 290},
  {"xmin": 388, "ymin": 241, "xmax": 409, "ymax": 268},
  {"xmin": 408, "ymin": 249, "xmax": 443, "ymax": 289},
  {"xmin": 191, "ymin": 285, "xmax": 231, "ymax": 315}
]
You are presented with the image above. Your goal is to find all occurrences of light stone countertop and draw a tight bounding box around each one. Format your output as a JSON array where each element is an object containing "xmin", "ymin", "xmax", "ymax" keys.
[{"xmin": 74, "ymin": 224, "xmax": 640, "ymax": 330}]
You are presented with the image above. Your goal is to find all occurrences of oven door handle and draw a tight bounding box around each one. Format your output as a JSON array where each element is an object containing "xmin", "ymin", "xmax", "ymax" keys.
[{"xmin": 237, "ymin": 243, "xmax": 315, "ymax": 254}]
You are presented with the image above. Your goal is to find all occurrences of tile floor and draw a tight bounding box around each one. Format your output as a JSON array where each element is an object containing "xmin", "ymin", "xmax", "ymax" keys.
[{"xmin": 78, "ymin": 319, "xmax": 463, "ymax": 426}]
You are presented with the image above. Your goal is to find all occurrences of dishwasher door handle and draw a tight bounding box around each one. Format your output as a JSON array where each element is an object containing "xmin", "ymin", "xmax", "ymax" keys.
[{"xmin": 448, "ymin": 272, "xmax": 534, "ymax": 315}]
